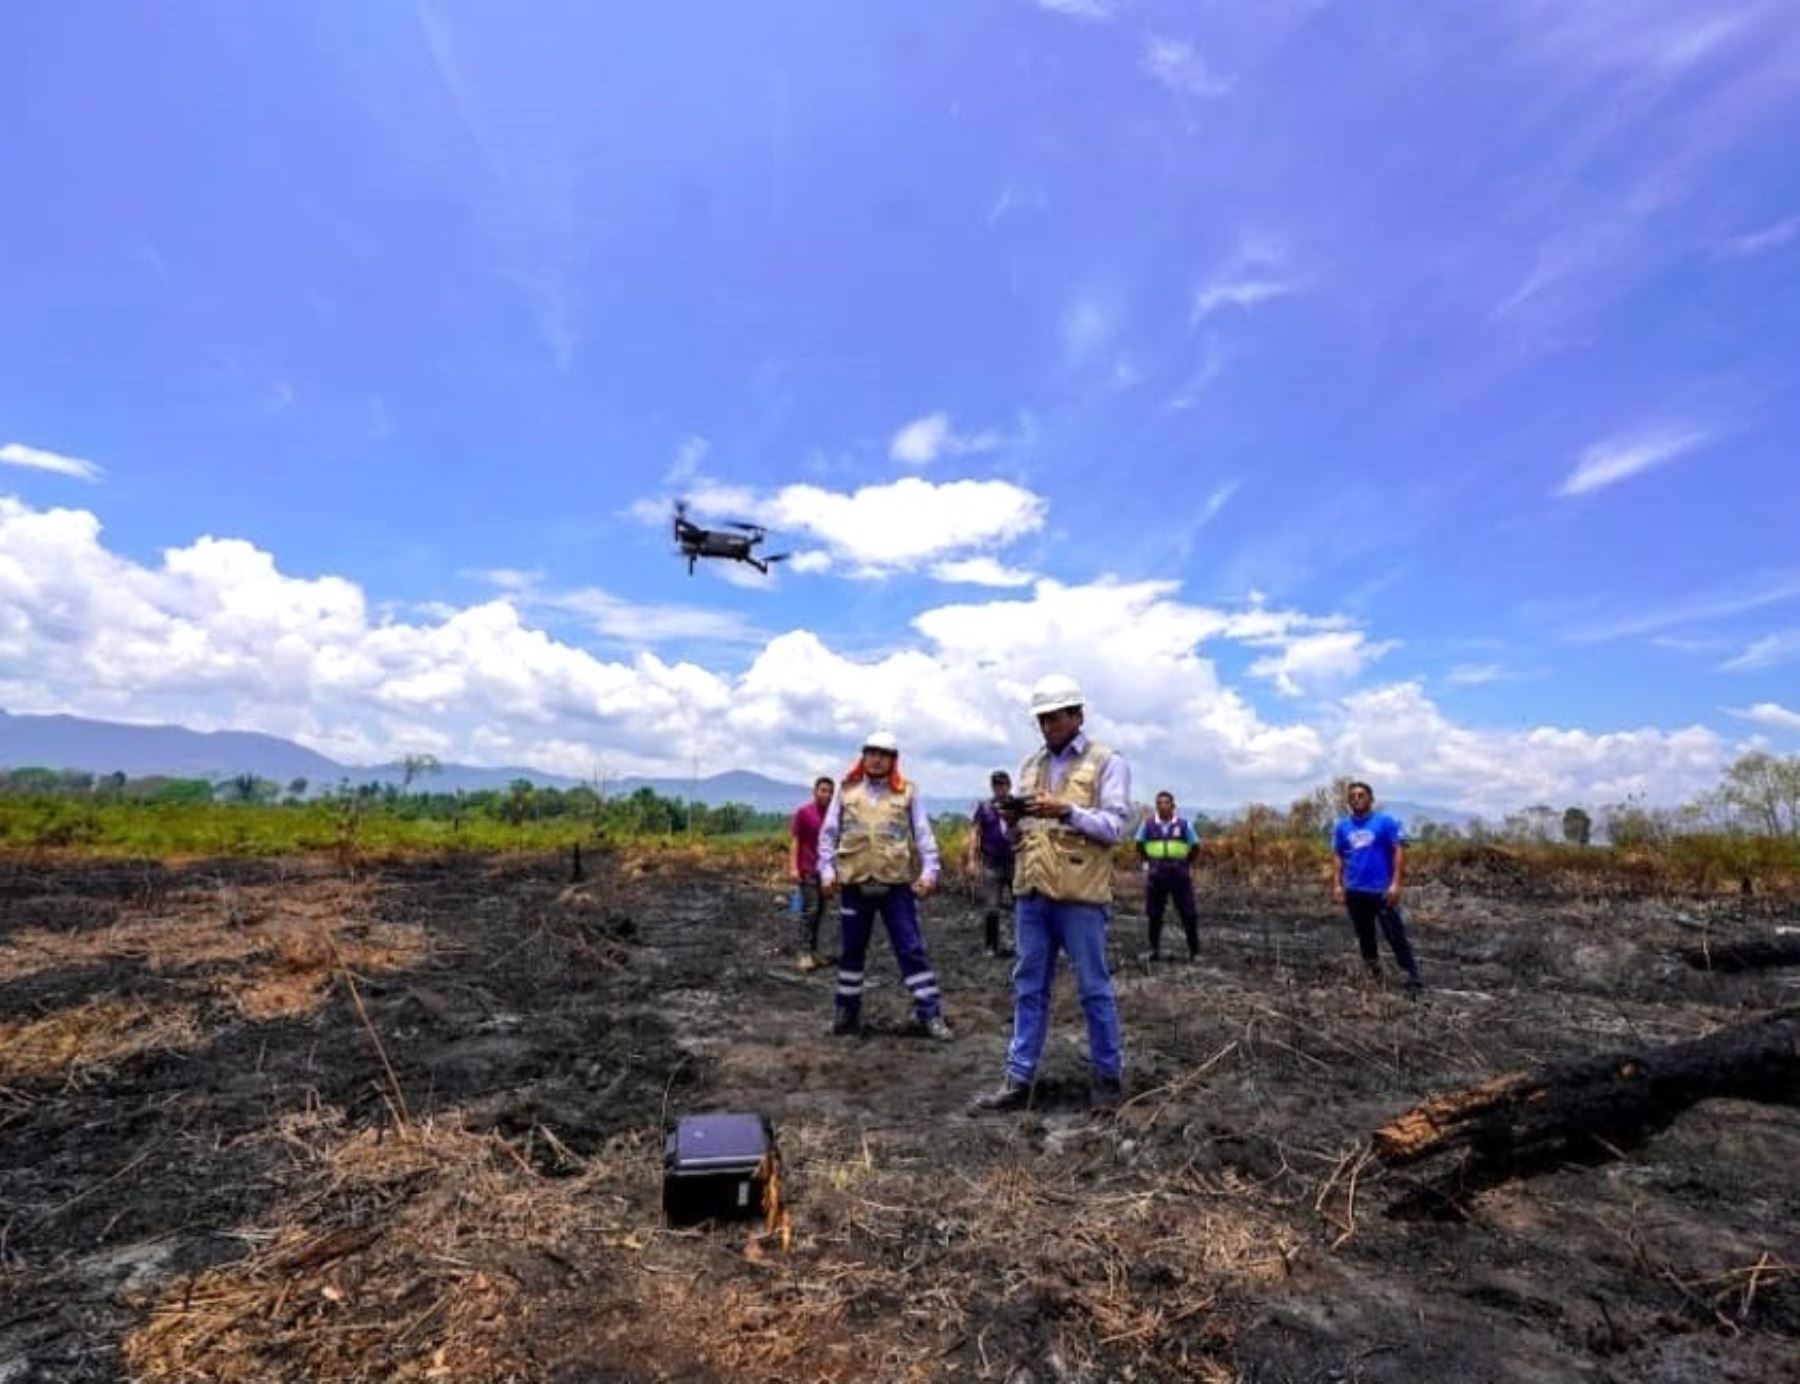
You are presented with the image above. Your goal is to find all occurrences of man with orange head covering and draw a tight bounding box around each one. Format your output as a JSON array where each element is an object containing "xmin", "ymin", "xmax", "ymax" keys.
[{"xmin": 817, "ymin": 729, "xmax": 952, "ymax": 1042}]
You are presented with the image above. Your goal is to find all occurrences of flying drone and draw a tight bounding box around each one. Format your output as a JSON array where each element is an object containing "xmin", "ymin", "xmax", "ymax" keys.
[{"xmin": 672, "ymin": 500, "xmax": 790, "ymax": 576}]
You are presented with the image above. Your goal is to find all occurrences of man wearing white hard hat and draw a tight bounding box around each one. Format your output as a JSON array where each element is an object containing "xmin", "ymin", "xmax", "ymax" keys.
[
  {"xmin": 817, "ymin": 729, "xmax": 953, "ymax": 1042},
  {"xmin": 970, "ymin": 674, "xmax": 1133, "ymax": 1113}
]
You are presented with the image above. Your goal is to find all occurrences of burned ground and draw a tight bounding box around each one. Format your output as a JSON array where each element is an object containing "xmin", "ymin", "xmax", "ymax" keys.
[{"xmin": 1, "ymin": 848, "xmax": 1796, "ymax": 1382}]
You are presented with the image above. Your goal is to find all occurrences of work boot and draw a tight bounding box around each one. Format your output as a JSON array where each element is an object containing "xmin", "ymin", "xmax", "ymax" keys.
[
  {"xmin": 1405, "ymin": 977, "xmax": 1424, "ymax": 1002},
  {"xmin": 829, "ymin": 1009, "xmax": 862, "ymax": 1038},
  {"xmin": 1138, "ymin": 949, "xmax": 1162, "ymax": 965},
  {"xmin": 1089, "ymin": 1074, "xmax": 1125, "ymax": 1112},
  {"xmin": 967, "ymin": 1077, "xmax": 1033, "ymax": 1114},
  {"xmin": 797, "ymin": 953, "xmax": 819, "ymax": 973},
  {"xmin": 920, "ymin": 1014, "xmax": 955, "ymax": 1043}
]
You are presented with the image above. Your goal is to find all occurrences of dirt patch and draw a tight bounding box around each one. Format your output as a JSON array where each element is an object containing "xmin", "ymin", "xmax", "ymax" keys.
[{"xmin": 1, "ymin": 851, "xmax": 1796, "ymax": 1381}]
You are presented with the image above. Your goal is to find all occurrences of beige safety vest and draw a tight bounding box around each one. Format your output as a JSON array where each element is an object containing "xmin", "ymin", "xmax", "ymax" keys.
[
  {"xmin": 834, "ymin": 778, "xmax": 921, "ymax": 886},
  {"xmin": 1013, "ymin": 739, "xmax": 1116, "ymax": 904}
]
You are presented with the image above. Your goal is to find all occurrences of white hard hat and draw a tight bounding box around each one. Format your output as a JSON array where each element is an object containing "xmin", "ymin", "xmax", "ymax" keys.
[
  {"xmin": 862, "ymin": 729, "xmax": 900, "ymax": 753},
  {"xmin": 1029, "ymin": 674, "xmax": 1085, "ymax": 716}
]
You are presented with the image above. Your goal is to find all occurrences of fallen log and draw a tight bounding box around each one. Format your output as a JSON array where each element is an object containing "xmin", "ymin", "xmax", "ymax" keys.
[
  {"xmin": 1374, "ymin": 1006, "xmax": 1800, "ymax": 1168},
  {"xmin": 1678, "ymin": 935, "xmax": 1800, "ymax": 973}
]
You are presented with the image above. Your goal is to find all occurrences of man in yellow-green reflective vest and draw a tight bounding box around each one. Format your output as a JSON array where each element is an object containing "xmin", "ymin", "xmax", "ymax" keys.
[{"xmin": 1133, "ymin": 791, "xmax": 1200, "ymax": 962}]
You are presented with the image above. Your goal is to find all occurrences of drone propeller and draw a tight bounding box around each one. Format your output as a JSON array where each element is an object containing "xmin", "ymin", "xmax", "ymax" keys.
[
  {"xmin": 764, "ymin": 552, "xmax": 791, "ymax": 564},
  {"xmin": 724, "ymin": 521, "xmax": 764, "ymax": 533}
]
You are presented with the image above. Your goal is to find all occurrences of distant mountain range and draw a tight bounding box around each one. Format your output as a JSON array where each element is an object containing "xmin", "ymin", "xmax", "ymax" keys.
[{"xmin": 0, "ymin": 709, "xmax": 1474, "ymax": 824}]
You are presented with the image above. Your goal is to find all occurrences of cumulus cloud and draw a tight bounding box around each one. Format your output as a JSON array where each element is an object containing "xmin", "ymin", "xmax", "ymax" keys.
[
  {"xmin": 930, "ymin": 557, "xmax": 1037, "ymax": 588},
  {"xmin": 1248, "ymin": 631, "xmax": 1399, "ymax": 698},
  {"xmin": 1557, "ymin": 423, "xmax": 1713, "ymax": 497},
  {"xmin": 888, "ymin": 412, "xmax": 1013, "ymax": 466},
  {"xmin": 1730, "ymin": 701, "xmax": 1800, "ymax": 731},
  {"xmin": 677, "ymin": 476, "xmax": 1048, "ymax": 577},
  {"xmin": 0, "ymin": 497, "xmax": 1746, "ymax": 811},
  {"xmin": 1, "ymin": 442, "xmax": 103, "ymax": 482}
]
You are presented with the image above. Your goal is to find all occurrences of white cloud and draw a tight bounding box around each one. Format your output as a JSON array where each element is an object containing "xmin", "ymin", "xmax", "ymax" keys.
[
  {"xmin": 665, "ymin": 435, "xmax": 709, "ymax": 486},
  {"xmin": 1191, "ymin": 240, "xmax": 1296, "ymax": 323},
  {"xmin": 1720, "ymin": 628, "xmax": 1800, "ymax": 673},
  {"xmin": 1446, "ymin": 663, "xmax": 1507, "ymax": 686},
  {"xmin": 1331, "ymin": 681, "xmax": 1725, "ymax": 811},
  {"xmin": 930, "ymin": 557, "xmax": 1037, "ymax": 588},
  {"xmin": 1034, "ymin": 0, "xmax": 1114, "ymax": 20},
  {"xmin": 787, "ymin": 550, "xmax": 833, "ymax": 575},
  {"xmin": 888, "ymin": 412, "xmax": 1013, "ymax": 466},
  {"xmin": 1248, "ymin": 631, "xmax": 1399, "ymax": 698},
  {"xmin": 1557, "ymin": 423, "xmax": 1714, "ymax": 496},
  {"xmin": 679, "ymin": 476, "xmax": 1047, "ymax": 577},
  {"xmin": 0, "ymin": 497, "xmax": 1751, "ymax": 812},
  {"xmin": 1730, "ymin": 702, "xmax": 1800, "ymax": 732},
  {"xmin": 1717, "ymin": 215, "xmax": 1800, "ymax": 258},
  {"xmin": 1, "ymin": 443, "xmax": 104, "ymax": 482},
  {"xmin": 1142, "ymin": 37, "xmax": 1230, "ymax": 98}
]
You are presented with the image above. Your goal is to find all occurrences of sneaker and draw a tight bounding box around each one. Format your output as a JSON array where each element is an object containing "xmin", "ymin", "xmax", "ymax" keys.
[
  {"xmin": 829, "ymin": 1010, "xmax": 862, "ymax": 1037},
  {"xmin": 921, "ymin": 1015, "xmax": 955, "ymax": 1043},
  {"xmin": 967, "ymin": 1078, "xmax": 1033, "ymax": 1114},
  {"xmin": 1089, "ymin": 1074, "xmax": 1125, "ymax": 1112},
  {"xmin": 796, "ymin": 953, "xmax": 819, "ymax": 973},
  {"xmin": 985, "ymin": 945, "xmax": 1016, "ymax": 960}
]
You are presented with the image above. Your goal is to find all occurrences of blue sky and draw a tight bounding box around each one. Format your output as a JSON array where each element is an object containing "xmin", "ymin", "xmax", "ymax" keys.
[{"xmin": 2, "ymin": 0, "xmax": 1798, "ymax": 811}]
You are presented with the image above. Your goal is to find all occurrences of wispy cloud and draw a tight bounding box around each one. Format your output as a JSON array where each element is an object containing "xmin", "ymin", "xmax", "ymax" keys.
[
  {"xmin": 1142, "ymin": 37, "xmax": 1230, "ymax": 98},
  {"xmin": 1191, "ymin": 239, "xmax": 1296, "ymax": 324},
  {"xmin": 1716, "ymin": 215, "xmax": 1800, "ymax": 258},
  {"xmin": 665, "ymin": 435, "xmax": 709, "ymax": 486},
  {"xmin": 1720, "ymin": 628, "xmax": 1800, "ymax": 673},
  {"xmin": 1729, "ymin": 701, "xmax": 1800, "ymax": 731},
  {"xmin": 0, "ymin": 442, "xmax": 104, "ymax": 482},
  {"xmin": 1557, "ymin": 423, "xmax": 1714, "ymax": 497},
  {"xmin": 474, "ymin": 569, "xmax": 758, "ymax": 644},
  {"xmin": 1447, "ymin": 663, "xmax": 1508, "ymax": 686},
  {"xmin": 889, "ymin": 412, "xmax": 1013, "ymax": 466},
  {"xmin": 930, "ymin": 557, "xmax": 1037, "ymax": 588},
  {"xmin": 1034, "ymin": 0, "xmax": 1114, "ymax": 20},
  {"xmin": 1566, "ymin": 573, "xmax": 1800, "ymax": 643}
]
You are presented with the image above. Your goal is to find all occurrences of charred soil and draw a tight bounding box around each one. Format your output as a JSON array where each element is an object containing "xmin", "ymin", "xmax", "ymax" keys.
[{"xmin": 1, "ymin": 850, "xmax": 1796, "ymax": 1382}]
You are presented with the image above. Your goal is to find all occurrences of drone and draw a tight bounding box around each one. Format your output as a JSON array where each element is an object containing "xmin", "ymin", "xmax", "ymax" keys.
[{"xmin": 672, "ymin": 500, "xmax": 790, "ymax": 576}]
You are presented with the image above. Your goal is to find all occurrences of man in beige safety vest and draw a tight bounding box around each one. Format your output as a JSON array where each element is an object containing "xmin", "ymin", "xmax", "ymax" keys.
[
  {"xmin": 817, "ymin": 730, "xmax": 953, "ymax": 1041},
  {"xmin": 970, "ymin": 674, "xmax": 1132, "ymax": 1113}
]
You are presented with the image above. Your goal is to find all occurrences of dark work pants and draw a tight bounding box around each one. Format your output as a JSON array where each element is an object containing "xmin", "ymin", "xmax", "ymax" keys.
[
  {"xmin": 796, "ymin": 872, "xmax": 826, "ymax": 955},
  {"xmin": 835, "ymin": 885, "xmax": 942, "ymax": 1022},
  {"xmin": 1343, "ymin": 890, "xmax": 1420, "ymax": 982},
  {"xmin": 1146, "ymin": 868, "xmax": 1199, "ymax": 957}
]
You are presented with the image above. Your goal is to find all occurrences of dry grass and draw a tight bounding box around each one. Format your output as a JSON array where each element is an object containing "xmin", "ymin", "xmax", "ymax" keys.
[{"xmin": 0, "ymin": 996, "xmax": 205, "ymax": 1083}]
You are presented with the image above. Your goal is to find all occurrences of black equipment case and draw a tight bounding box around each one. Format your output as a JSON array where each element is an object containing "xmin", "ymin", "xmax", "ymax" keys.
[{"xmin": 662, "ymin": 1112, "xmax": 777, "ymax": 1224}]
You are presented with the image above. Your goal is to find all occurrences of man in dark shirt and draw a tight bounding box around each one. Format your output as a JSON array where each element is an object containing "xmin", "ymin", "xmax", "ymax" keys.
[
  {"xmin": 965, "ymin": 770, "xmax": 1017, "ymax": 958},
  {"xmin": 789, "ymin": 776, "xmax": 834, "ymax": 971}
]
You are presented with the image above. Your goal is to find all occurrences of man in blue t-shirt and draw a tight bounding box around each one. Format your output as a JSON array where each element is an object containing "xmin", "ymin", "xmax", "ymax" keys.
[{"xmin": 1330, "ymin": 780, "xmax": 1422, "ymax": 995}]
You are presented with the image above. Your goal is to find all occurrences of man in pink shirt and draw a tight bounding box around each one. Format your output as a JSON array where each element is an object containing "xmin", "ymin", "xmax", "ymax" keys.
[{"xmin": 789, "ymin": 776, "xmax": 835, "ymax": 970}]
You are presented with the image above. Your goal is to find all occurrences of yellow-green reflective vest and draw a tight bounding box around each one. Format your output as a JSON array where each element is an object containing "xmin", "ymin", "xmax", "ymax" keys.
[{"xmin": 1142, "ymin": 817, "xmax": 1194, "ymax": 862}]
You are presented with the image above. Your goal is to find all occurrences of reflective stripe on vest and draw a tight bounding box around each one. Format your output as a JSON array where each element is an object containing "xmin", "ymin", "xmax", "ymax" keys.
[
  {"xmin": 834, "ymin": 779, "xmax": 920, "ymax": 886},
  {"xmin": 1143, "ymin": 818, "xmax": 1193, "ymax": 861},
  {"xmin": 1012, "ymin": 740, "xmax": 1115, "ymax": 905}
]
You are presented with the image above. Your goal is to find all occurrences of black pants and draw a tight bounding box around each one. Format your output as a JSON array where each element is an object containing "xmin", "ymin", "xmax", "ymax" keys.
[
  {"xmin": 797, "ymin": 873, "xmax": 827, "ymax": 955},
  {"xmin": 1343, "ymin": 890, "xmax": 1420, "ymax": 981},
  {"xmin": 1146, "ymin": 869, "xmax": 1199, "ymax": 957}
]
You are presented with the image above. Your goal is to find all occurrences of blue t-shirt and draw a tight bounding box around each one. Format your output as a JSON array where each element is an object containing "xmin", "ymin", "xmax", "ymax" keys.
[{"xmin": 1332, "ymin": 811, "xmax": 1406, "ymax": 893}]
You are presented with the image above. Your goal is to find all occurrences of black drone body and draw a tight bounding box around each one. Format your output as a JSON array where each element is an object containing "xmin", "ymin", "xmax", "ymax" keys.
[{"xmin": 672, "ymin": 501, "xmax": 790, "ymax": 575}]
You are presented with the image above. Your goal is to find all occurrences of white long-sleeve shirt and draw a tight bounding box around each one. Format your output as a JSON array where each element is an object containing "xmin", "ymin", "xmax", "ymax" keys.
[{"xmin": 816, "ymin": 776, "xmax": 941, "ymax": 886}]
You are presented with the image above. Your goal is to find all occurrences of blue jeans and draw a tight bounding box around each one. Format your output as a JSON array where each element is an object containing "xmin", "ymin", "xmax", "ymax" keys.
[
  {"xmin": 1005, "ymin": 896, "xmax": 1123, "ymax": 1083},
  {"xmin": 835, "ymin": 885, "xmax": 943, "ymax": 1022}
]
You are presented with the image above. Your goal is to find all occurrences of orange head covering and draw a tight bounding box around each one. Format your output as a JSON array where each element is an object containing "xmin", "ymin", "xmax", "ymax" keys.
[{"xmin": 843, "ymin": 752, "xmax": 906, "ymax": 794}]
